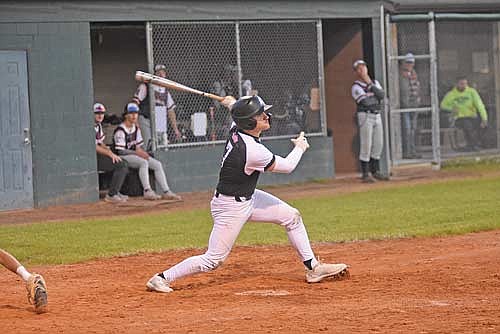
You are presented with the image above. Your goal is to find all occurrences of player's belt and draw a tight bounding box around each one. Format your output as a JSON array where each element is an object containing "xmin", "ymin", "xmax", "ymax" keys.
[
  {"xmin": 358, "ymin": 109, "xmax": 380, "ymax": 114},
  {"xmin": 215, "ymin": 191, "xmax": 252, "ymax": 202}
]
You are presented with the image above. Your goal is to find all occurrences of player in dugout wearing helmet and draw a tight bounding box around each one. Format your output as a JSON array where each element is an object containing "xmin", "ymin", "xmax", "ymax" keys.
[{"xmin": 146, "ymin": 94, "xmax": 349, "ymax": 293}]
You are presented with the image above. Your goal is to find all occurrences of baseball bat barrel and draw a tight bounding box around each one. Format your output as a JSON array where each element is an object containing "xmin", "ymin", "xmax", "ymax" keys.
[{"xmin": 135, "ymin": 71, "xmax": 225, "ymax": 102}]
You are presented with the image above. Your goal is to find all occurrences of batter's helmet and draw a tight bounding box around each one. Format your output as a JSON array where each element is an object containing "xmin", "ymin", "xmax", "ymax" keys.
[{"xmin": 231, "ymin": 95, "xmax": 273, "ymax": 130}]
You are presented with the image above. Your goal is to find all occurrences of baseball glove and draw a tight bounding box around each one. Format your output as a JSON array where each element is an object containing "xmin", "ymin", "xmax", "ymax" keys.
[{"xmin": 26, "ymin": 273, "xmax": 48, "ymax": 314}]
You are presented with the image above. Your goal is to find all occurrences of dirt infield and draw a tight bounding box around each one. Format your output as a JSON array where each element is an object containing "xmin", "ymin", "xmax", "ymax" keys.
[{"xmin": 1, "ymin": 230, "xmax": 499, "ymax": 333}]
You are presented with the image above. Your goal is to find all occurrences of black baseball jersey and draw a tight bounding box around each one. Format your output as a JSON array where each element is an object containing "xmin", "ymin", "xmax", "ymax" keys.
[{"xmin": 216, "ymin": 126, "xmax": 276, "ymax": 198}]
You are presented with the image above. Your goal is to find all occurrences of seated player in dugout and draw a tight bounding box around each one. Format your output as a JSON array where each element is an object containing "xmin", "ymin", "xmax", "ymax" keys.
[
  {"xmin": 94, "ymin": 103, "xmax": 129, "ymax": 203},
  {"xmin": 133, "ymin": 64, "xmax": 182, "ymax": 148},
  {"xmin": 146, "ymin": 94, "xmax": 349, "ymax": 293},
  {"xmin": 112, "ymin": 102, "xmax": 182, "ymax": 201},
  {"xmin": 0, "ymin": 248, "xmax": 47, "ymax": 313}
]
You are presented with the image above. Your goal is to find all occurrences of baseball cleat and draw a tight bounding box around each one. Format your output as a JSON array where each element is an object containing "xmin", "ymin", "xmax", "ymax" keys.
[
  {"xmin": 144, "ymin": 190, "xmax": 161, "ymax": 200},
  {"xmin": 146, "ymin": 274, "xmax": 173, "ymax": 293},
  {"xmin": 162, "ymin": 191, "xmax": 182, "ymax": 201},
  {"xmin": 117, "ymin": 192, "xmax": 129, "ymax": 200},
  {"xmin": 104, "ymin": 194, "xmax": 125, "ymax": 203},
  {"xmin": 361, "ymin": 175, "xmax": 376, "ymax": 183},
  {"xmin": 372, "ymin": 172, "xmax": 390, "ymax": 181},
  {"xmin": 306, "ymin": 262, "xmax": 350, "ymax": 283},
  {"xmin": 26, "ymin": 273, "xmax": 48, "ymax": 314}
]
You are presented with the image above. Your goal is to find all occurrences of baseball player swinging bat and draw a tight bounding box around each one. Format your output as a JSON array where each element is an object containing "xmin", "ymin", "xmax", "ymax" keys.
[{"xmin": 135, "ymin": 71, "xmax": 225, "ymax": 102}]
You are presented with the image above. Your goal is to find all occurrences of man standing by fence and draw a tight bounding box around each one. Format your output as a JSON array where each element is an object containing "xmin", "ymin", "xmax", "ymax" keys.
[
  {"xmin": 399, "ymin": 53, "xmax": 421, "ymax": 159},
  {"xmin": 440, "ymin": 77, "xmax": 488, "ymax": 152}
]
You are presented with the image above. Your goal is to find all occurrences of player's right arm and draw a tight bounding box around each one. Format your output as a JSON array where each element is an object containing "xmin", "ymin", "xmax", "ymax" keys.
[
  {"xmin": 132, "ymin": 83, "xmax": 148, "ymax": 105},
  {"xmin": 440, "ymin": 90, "xmax": 455, "ymax": 112},
  {"xmin": 96, "ymin": 144, "xmax": 122, "ymax": 163}
]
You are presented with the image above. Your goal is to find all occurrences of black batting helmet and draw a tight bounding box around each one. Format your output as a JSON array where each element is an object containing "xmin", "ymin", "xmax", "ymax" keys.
[{"xmin": 231, "ymin": 95, "xmax": 273, "ymax": 130}]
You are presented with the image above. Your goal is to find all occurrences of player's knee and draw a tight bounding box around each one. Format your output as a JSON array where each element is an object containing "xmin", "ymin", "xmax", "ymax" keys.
[
  {"xmin": 201, "ymin": 254, "xmax": 226, "ymax": 272},
  {"xmin": 118, "ymin": 159, "xmax": 129, "ymax": 169},
  {"xmin": 148, "ymin": 158, "xmax": 161, "ymax": 171},
  {"xmin": 284, "ymin": 209, "xmax": 303, "ymax": 231}
]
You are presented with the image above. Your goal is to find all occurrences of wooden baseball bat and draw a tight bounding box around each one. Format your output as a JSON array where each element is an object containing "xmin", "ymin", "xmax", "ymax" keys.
[{"xmin": 135, "ymin": 71, "xmax": 225, "ymax": 102}]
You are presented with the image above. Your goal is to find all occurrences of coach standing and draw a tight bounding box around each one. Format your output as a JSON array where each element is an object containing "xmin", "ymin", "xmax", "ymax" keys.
[{"xmin": 351, "ymin": 60, "xmax": 389, "ymax": 182}]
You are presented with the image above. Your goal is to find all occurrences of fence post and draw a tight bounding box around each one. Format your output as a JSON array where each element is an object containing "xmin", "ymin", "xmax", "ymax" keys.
[
  {"xmin": 146, "ymin": 22, "xmax": 158, "ymax": 152},
  {"xmin": 428, "ymin": 13, "xmax": 441, "ymax": 169},
  {"xmin": 381, "ymin": 5, "xmax": 392, "ymax": 174},
  {"xmin": 235, "ymin": 22, "xmax": 243, "ymax": 98},
  {"xmin": 316, "ymin": 20, "xmax": 327, "ymax": 136}
]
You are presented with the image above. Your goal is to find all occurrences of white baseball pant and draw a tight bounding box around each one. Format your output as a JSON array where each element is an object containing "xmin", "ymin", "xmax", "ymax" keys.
[
  {"xmin": 162, "ymin": 189, "xmax": 317, "ymax": 282},
  {"xmin": 358, "ymin": 112, "xmax": 384, "ymax": 162}
]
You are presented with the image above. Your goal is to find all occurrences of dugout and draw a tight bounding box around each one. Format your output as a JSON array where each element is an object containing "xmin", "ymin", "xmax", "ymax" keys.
[
  {"xmin": 0, "ymin": 0, "xmax": 394, "ymax": 211},
  {"xmin": 18, "ymin": 1, "xmax": 500, "ymax": 210}
]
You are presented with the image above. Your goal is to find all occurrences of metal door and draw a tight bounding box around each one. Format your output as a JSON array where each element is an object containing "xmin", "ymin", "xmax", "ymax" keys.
[{"xmin": 0, "ymin": 51, "xmax": 34, "ymax": 210}]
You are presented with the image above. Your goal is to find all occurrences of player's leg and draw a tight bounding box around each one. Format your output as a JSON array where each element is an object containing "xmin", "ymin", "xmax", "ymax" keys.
[
  {"xmin": 146, "ymin": 157, "xmax": 181, "ymax": 200},
  {"xmin": 358, "ymin": 112, "xmax": 374, "ymax": 182},
  {"xmin": 369, "ymin": 114, "xmax": 388, "ymax": 180},
  {"xmin": 138, "ymin": 115, "xmax": 152, "ymax": 151},
  {"xmin": 0, "ymin": 249, "xmax": 48, "ymax": 313},
  {"xmin": 146, "ymin": 196, "xmax": 253, "ymax": 292},
  {"xmin": 248, "ymin": 190, "xmax": 349, "ymax": 283},
  {"xmin": 0, "ymin": 248, "xmax": 28, "ymax": 277},
  {"xmin": 97, "ymin": 154, "xmax": 129, "ymax": 201},
  {"xmin": 122, "ymin": 155, "xmax": 159, "ymax": 199},
  {"xmin": 108, "ymin": 159, "xmax": 129, "ymax": 197}
]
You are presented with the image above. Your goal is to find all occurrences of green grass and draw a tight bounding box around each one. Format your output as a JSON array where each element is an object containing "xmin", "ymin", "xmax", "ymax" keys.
[
  {"xmin": 442, "ymin": 156, "xmax": 500, "ymax": 172},
  {"xmin": 1, "ymin": 176, "xmax": 499, "ymax": 265}
]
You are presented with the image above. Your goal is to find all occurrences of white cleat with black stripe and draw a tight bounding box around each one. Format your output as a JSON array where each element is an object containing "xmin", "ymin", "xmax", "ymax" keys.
[{"xmin": 306, "ymin": 262, "xmax": 350, "ymax": 283}]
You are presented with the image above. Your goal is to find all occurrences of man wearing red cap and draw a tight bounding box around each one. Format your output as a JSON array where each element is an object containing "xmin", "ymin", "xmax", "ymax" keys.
[{"xmin": 94, "ymin": 102, "xmax": 129, "ymax": 203}]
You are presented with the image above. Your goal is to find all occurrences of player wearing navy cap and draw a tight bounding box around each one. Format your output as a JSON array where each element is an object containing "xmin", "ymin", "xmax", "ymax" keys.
[{"xmin": 113, "ymin": 102, "xmax": 181, "ymax": 201}]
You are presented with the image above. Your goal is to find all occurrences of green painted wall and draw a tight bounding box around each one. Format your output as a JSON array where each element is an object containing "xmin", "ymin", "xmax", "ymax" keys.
[
  {"xmin": 0, "ymin": 22, "xmax": 97, "ymax": 207},
  {"xmin": 155, "ymin": 136, "xmax": 334, "ymax": 193}
]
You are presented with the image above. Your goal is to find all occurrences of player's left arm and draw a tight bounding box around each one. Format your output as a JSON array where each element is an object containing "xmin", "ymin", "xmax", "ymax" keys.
[{"xmin": 267, "ymin": 132, "xmax": 309, "ymax": 174}]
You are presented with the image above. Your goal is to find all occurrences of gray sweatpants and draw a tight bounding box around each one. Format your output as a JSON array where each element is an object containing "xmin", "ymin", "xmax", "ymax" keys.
[
  {"xmin": 121, "ymin": 155, "xmax": 170, "ymax": 193},
  {"xmin": 357, "ymin": 112, "xmax": 383, "ymax": 162}
]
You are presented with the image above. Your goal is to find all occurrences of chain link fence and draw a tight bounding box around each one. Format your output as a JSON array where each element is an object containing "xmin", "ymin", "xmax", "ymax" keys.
[
  {"xmin": 149, "ymin": 20, "xmax": 323, "ymax": 148},
  {"xmin": 436, "ymin": 21, "xmax": 498, "ymax": 154},
  {"xmin": 388, "ymin": 16, "xmax": 500, "ymax": 165}
]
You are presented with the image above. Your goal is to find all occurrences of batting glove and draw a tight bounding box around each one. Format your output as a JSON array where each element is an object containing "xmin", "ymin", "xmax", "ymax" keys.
[
  {"xmin": 221, "ymin": 96, "xmax": 237, "ymax": 109},
  {"xmin": 291, "ymin": 131, "xmax": 310, "ymax": 152}
]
